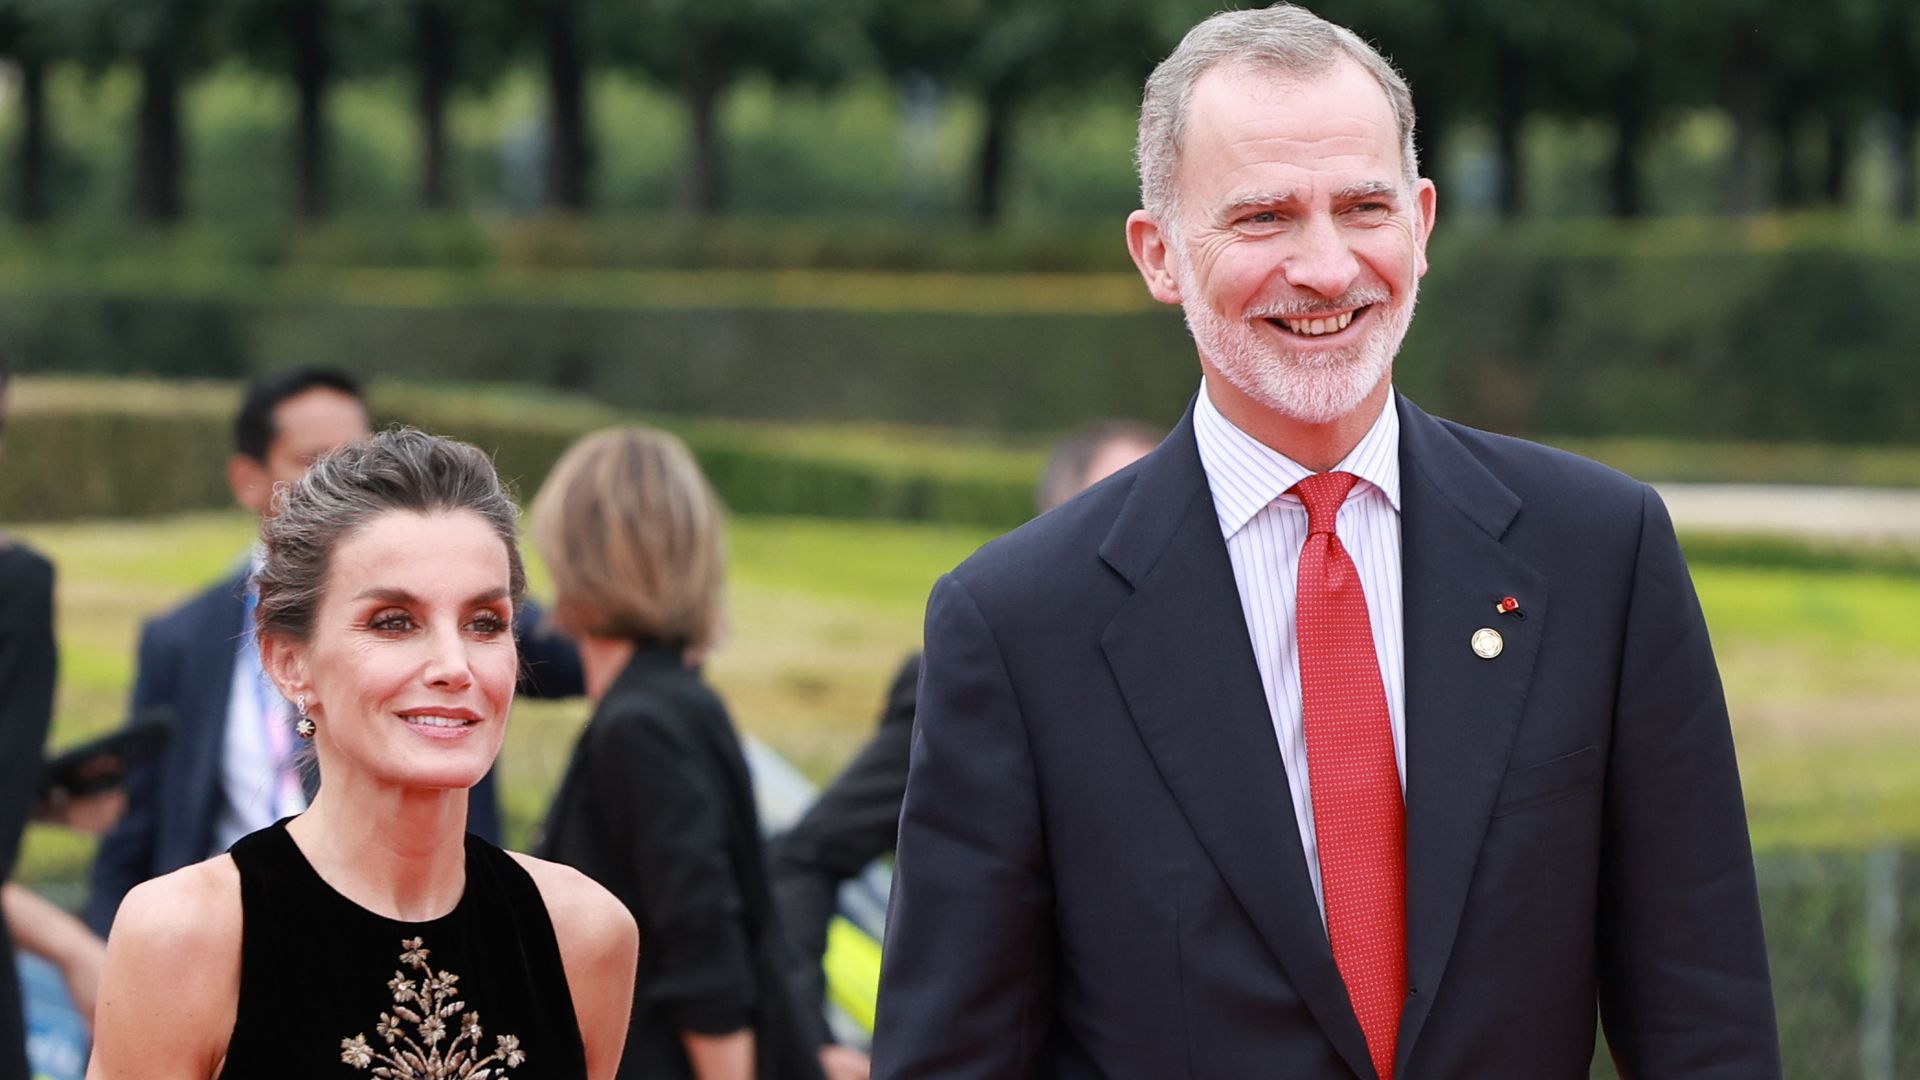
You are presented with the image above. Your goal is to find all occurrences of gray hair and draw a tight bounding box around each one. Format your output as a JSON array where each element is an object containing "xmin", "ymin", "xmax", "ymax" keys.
[
  {"xmin": 1136, "ymin": 4, "xmax": 1420, "ymax": 222},
  {"xmin": 255, "ymin": 427, "xmax": 528, "ymax": 642}
]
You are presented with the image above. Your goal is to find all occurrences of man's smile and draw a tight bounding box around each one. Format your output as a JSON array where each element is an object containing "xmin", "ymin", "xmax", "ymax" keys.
[{"xmin": 1258, "ymin": 303, "xmax": 1374, "ymax": 340}]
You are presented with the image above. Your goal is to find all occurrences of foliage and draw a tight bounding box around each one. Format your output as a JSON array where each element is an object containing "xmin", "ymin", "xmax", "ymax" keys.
[
  {"xmin": 6, "ymin": 0, "xmax": 1920, "ymax": 223},
  {"xmin": 9, "ymin": 220, "xmax": 1920, "ymax": 442},
  {"xmin": 0, "ymin": 377, "xmax": 1046, "ymax": 527}
]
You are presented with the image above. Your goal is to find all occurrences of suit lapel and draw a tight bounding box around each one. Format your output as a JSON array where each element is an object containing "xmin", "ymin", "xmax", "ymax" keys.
[
  {"xmin": 182, "ymin": 572, "xmax": 249, "ymax": 855},
  {"xmin": 1099, "ymin": 413, "xmax": 1376, "ymax": 1080},
  {"xmin": 1391, "ymin": 397, "xmax": 1548, "ymax": 1074}
]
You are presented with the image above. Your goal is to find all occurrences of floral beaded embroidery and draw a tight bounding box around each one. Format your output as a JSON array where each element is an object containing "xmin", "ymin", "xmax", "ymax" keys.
[{"xmin": 339, "ymin": 937, "xmax": 527, "ymax": 1078}]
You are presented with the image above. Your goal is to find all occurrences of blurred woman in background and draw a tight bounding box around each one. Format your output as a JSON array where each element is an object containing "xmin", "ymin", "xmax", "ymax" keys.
[
  {"xmin": 87, "ymin": 429, "xmax": 637, "ymax": 1079},
  {"xmin": 532, "ymin": 427, "xmax": 855, "ymax": 1080}
]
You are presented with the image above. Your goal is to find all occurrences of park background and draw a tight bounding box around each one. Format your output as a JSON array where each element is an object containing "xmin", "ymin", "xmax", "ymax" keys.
[{"xmin": 1, "ymin": 0, "xmax": 1918, "ymax": 1075}]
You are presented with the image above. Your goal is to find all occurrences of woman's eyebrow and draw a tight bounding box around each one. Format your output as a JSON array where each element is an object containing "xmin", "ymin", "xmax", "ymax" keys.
[{"xmin": 349, "ymin": 586, "xmax": 510, "ymax": 605}]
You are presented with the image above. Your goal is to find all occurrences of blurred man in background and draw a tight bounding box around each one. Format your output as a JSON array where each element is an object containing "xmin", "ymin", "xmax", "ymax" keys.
[
  {"xmin": 85, "ymin": 368, "xmax": 583, "ymax": 934},
  {"xmin": 770, "ymin": 419, "xmax": 1159, "ymax": 1042},
  {"xmin": 0, "ymin": 349, "xmax": 61, "ymax": 1080}
]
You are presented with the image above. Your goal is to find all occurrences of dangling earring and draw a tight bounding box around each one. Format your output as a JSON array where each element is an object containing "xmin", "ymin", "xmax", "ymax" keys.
[{"xmin": 294, "ymin": 694, "xmax": 316, "ymax": 739}]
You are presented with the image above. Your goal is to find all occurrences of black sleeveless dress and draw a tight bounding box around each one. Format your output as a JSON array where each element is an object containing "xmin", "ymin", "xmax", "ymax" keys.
[{"xmin": 217, "ymin": 821, "xmax": 587, "ymax": 1080}]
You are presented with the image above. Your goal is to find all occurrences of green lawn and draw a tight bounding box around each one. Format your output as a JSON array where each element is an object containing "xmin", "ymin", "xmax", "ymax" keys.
[{"xmin": 10, "ymin": 511, "xmax": 1917, "ymax": 883}]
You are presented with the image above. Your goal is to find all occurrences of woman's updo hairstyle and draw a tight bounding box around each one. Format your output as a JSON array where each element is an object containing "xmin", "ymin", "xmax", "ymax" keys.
[{"xmin": 254, "ymin": 427, "xmax": 527, "ymax": 642}]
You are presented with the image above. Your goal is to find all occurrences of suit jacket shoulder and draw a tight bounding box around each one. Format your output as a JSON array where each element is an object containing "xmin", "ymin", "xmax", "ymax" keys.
[
  {"xmin": 946, "ymin": 457, "xmax": 1150, "ymax": 626},
  {"xmin": 1426, "ymin": 412, "xmax": 1649, "ymax": 525},
  {"xmin": 141, "ymin": 570, "xmax": 249, "ymax": 654}
]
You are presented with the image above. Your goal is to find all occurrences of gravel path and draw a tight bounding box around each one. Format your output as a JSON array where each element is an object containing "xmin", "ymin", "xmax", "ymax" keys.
[{"xmin": 1653, "ymin": 483, "xmax": 1920, "ymax": 545}]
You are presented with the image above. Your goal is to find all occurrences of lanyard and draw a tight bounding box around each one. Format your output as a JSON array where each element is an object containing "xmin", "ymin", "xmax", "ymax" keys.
[{"xmin": 241, "ymin": 588, "xmax": 305, "ymax": 812}]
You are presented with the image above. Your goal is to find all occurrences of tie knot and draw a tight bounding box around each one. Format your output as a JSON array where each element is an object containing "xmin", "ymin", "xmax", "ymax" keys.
[{"xmin": 1291, "ymin": 471, "xmax": 1359, "ymax": 535}]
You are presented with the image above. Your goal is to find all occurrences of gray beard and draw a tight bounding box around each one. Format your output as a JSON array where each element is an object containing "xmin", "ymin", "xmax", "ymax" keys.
[{"xmin": 1174, "ymin": 254, "xmax": 1415, "ymax": 426}]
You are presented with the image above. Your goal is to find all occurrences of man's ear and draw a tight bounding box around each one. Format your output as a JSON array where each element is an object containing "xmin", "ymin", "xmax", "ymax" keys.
[
  {"xmin": 260, "ymin": 632, "xmax": 311, "ymax": 709},
  {"xmin": 1126, "ymin": 210, "xmax": 1185, "ymax": 306},
  {"xmin": 1412, "ymin": 177, "xmax": 1437, "ymax": 279},
  {"xmin": 228, "ymin": 454, "xmax": 272, "ymax": 516}
]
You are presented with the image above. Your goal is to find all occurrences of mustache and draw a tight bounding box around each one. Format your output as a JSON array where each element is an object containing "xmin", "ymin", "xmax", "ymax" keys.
[{"xmin": 1244, "ymin": 291, "xmax": 1390, "ymax": 320}]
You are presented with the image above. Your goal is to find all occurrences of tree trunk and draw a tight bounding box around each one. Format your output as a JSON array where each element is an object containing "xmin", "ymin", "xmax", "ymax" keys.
[
  {"xmin": 414, "ymin": 1, "xmax": 452, "ymax": 209},
  {"xmin": 291, "ymin": 0, "xmax": 330, "ymax": 220},
  {"xmin": 678, "ymin": 33, "xmax": 725, "ymax": 217},
  {"xmin": 1492, "ymin": 42, "xmax": 1526, "ymax": 220},
  {"xmin": 1891, "ymin": 19, "xmax": 1918, "ymax": 220},
  {"xmin": 1412, "ymin": 94, "xmax": 1445, "ymax": 186},
  {"xmin": 1722, "ymin": 62, "xmax": 1768, "ymax": 216},
  {"xmin": 1823, "ymin": 112, "xmax": 1851, "ymax": 207},
  {"xmin": 132, "ymin": 45, "xmax": 184, "ymax": 223},
  {"xmin": 973, "ymin": 91, "xmax": 1014, "ymax": 226},
  {"xmin": 1607, "ymin": 74, "xmax": 1645, "ymax": 218},
  {"xmin": 541, "ymin": 0, "xmax": 591, "ymax": 211},
  {"xmin": 1771, "ymin": 98, "xmax": 1806, "ymax": 209},
  {"xmin": 14, "ymin": 53, "xmax": 49, "ymax": 222}
]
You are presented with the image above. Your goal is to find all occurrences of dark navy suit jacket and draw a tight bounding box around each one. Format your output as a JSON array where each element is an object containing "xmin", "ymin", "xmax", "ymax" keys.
[
  {"xmin": 872, "ymin": 395, "xmax": 1780, "ymax": 1079},
  {"xmin": 0, "ymin": 542, "xmax": 56, "ymax": 1080},
  {"xmin": 85, "ymin": 569, "xmax": 583, "ymax": 935}
]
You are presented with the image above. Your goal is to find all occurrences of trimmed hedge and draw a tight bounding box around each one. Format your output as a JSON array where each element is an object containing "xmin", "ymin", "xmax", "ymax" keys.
[
  {"xmin": 6, "ymin": 380, "xmax": 1919, "ymax": 585},
  {"xmin": 6, "ymin": 224, "xmax": 1920, "ymax": 443},
  {"xmin": 0, "ymin": 380, "xmax": 1043, "ymax": 529}
]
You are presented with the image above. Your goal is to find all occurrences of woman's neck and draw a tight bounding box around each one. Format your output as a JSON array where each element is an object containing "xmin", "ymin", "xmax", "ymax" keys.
[
  {"xmin": 285, "ymin": 777, "xmax": 470, "ymax": 922},
  {"xmin": 578, "ymin": 635, "xmax": 641, "ymax": 704}
]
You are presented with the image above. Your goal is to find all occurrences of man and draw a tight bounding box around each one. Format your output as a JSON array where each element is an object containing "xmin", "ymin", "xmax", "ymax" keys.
[
  {"xmin": 85, "ymin": 368, "xmax": 583, "ymax": 935},
  {"xmin": 872, "ymin": 7, "xmax": 1779, "ymax": 1079},
  {"xmin": 770, "ymin": 420, "xmax": 1159, "ymax": 1037},
  {"xmin": 0, "ymin": 349, "xmax": 58, "ymax": 1080}
]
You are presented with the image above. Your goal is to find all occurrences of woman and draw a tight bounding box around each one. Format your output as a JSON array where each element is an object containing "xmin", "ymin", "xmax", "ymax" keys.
[
  {"xmin": 87, "ymin": 429, "xmax": 638, "ymax": 1080},
  {"xmin": 531, "ymin": 428, "xmax": 844, "ymax": 1080}
]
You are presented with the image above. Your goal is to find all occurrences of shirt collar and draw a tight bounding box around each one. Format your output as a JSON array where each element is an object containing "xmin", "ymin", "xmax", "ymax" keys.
[{"xmin": 1193, "ymin": 379, "xmax": 1402, "ymax": 539}]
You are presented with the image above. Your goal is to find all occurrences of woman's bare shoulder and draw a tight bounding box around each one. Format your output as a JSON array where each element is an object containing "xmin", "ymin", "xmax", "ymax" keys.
[
  {"xmin": 89, "ymin": 856, "xmax": 243, "ymax": 1080},
  {"xmin": 506, "ymin": 853, "xmax": 637, "ymax": 1080},
  {"xmin": 507, "ymin": 852, "xmax": 638, "ymax": 956},
  {"xmin": 109, "ymin": 856, "xmax": 243, "ymax": 958}
]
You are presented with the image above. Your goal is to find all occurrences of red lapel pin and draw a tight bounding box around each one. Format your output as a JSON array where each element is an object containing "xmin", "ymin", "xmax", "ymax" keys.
[{"xmin": 1495, "ymin": 595, "xmax": 1524, "ymax": 619}]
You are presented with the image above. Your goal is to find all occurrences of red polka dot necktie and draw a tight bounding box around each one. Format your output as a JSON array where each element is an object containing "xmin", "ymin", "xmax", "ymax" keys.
[{"xmin": 1290, "ymin": 471, "xmax": 1406, "ymax": 1080}]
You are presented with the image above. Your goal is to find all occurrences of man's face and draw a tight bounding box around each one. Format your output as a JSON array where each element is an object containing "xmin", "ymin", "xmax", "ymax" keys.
[
  {"xmin": 1129, "ymin": 59, "xmax": 1435, "ymax": 426},
  {"xmin": 230, "ymin": 387, "xmax": 372, "ymax": 517}
]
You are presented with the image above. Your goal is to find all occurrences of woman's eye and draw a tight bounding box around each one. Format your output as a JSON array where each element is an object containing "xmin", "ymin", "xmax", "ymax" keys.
[
  {"xmin": 469, "ymin": 612, "xmax": 510, "ymax": 635},
  {"xmin": 369, "ymin": 611, "xmax": 415, "ymax": 633}
]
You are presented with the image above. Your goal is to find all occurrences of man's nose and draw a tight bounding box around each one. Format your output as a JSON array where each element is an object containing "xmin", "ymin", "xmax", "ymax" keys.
[{"xmin": 1283, "ymin": 215, "xmax": 1361, "ymax": 299}]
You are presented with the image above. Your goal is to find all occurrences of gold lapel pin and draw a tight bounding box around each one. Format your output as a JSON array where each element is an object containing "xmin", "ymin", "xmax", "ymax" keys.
[{"xmin": 1471, "ymin": 628, "xmax": 1504, "ymax": 659}]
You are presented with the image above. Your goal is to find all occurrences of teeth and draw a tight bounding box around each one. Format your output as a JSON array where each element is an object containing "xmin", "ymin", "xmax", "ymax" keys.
[
  {"xmin": 407, "ymin": 715, "xmax": 471, "ymax": 727},
  {"xmin": 1280, "ymin": 311, "xmax": 1356, "ymax": 336}
]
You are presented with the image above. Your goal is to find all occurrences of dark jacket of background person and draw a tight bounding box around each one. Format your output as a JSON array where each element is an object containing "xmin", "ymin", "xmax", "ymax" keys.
[
  {"xmin": 872, "ymin": 397, "xmax": 1778, "ymax": 1079},
  {"xmin": 538, "ymin": 645, "xmax": 826, "ymax": 1080},
  {"xmin": 85, "ymin": 568, "xmax": 585, "ymax": 934},
  {"xmin": 0, "ymin": 541, "xmax": 56, "ymax": 1080},
  {"xmin": 768, "ymin": 652, "xmax": 918, "ymax": 1028}
]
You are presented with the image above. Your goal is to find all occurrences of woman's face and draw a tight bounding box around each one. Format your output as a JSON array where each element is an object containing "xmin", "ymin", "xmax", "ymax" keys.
[{"xmin": 272, "ymin": 509, "xmax": 519, "ymax": 795}]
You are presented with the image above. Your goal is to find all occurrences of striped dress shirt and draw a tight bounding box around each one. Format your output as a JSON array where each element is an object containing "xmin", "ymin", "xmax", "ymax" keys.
[{"xmin": 1192, "ymin": 383, "xmax": 1405, "ymax": 921}]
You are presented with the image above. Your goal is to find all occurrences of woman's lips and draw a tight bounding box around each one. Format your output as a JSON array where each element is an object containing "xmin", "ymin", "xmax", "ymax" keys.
[{"xmin": 397, "ymin": 708, "xmax": 483, "ymax": 739}]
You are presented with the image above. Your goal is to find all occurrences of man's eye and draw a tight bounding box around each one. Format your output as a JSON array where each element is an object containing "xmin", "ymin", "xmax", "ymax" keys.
[{"xmin": 1246, "ymin": 211, "xmax": 1279, "ymax": 224}]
